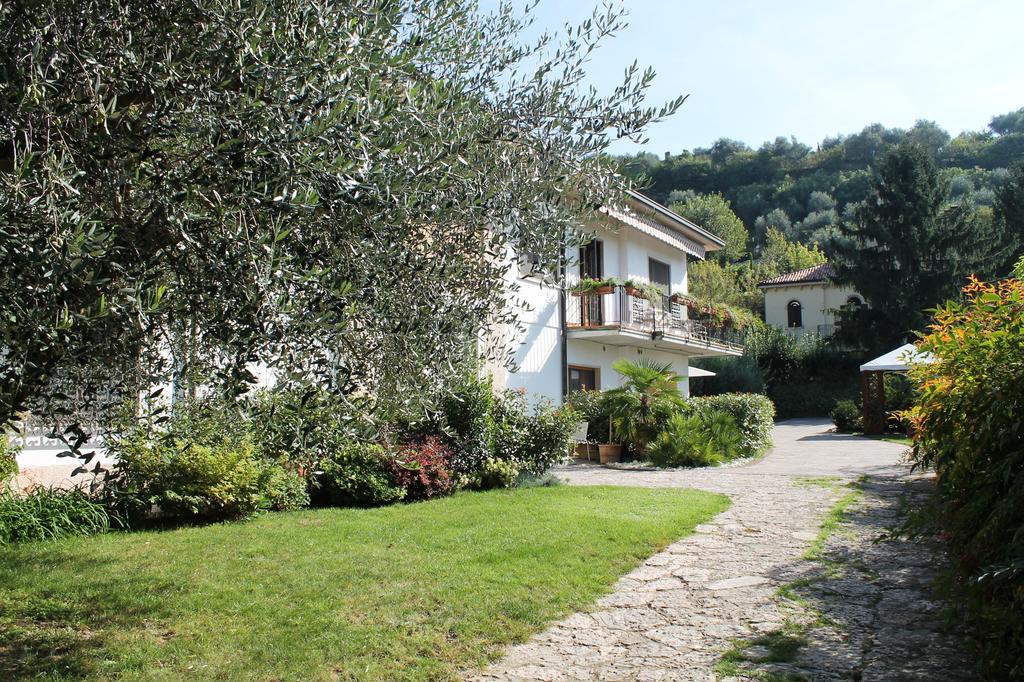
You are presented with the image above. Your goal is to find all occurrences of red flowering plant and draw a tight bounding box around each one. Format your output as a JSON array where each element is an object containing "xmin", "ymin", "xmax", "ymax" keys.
[{"xmin": 387, "ymin": 436, "xmax": 454, "ymax": 501}]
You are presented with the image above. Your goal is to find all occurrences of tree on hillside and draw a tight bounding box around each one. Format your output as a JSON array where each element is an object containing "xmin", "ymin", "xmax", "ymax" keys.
[
  {"xmin": 0, "ymin": 0, "xmax": 681, "ymax": 430},
  {"xmin": 906, "ymin": 119, "xmax": 951, "ymax": 155},
  {"xmin": 990, "ymin": 108, "xmax": 1024, "ymax": 136},
  {"xmin": 753, "ymin": 209, "xmax": 792, "ymax": 248},
  {"xmin": 670, "ymin": 193, "xmax": 749, "ymax": 263},
  {"xmin": 993, "ymin": 161, "xmax": 1024, "ymax": 271},
  {"xmin": 832, "ymin": 144, "xmax": 1003, "ymax": 347},
  {"xmin": 760, "ymin": 228, "xmax": 826, "ymax": 278}
]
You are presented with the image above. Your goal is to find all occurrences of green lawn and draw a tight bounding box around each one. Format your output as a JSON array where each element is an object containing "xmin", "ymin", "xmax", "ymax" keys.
[{"xmin": 0, "ymin": 485, "xmax": 727, "ymax": 680}]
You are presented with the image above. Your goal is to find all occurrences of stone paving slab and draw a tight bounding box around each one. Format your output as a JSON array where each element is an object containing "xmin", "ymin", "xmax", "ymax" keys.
[{"xmin": 471, "ymin": 419, "xmax": 975, "ymax": 681}]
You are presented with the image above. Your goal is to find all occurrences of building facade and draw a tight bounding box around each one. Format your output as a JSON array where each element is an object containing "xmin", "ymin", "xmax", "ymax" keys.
[
  {"xmin": 758, "ymin": 263, "xmax": 863, "ymax": 339},
  {"xmin": 489, "ymin": 191, "xmax": 742, "ymax": 403}
]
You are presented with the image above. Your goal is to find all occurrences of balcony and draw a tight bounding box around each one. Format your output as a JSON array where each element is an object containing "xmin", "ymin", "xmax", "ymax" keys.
[{"xmin": 565, "ymin": 286, "xmax": 743, "ymax": 357}]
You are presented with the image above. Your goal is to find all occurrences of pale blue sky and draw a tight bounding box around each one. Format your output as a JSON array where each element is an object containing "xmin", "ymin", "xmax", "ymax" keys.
[{"xmin": 490, "ymin": 0, "xmax": 1024, "ymax": 154}]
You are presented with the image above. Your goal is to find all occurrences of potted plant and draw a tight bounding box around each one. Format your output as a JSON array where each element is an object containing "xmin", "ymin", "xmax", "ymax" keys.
[
  {"xmin": 570, "ymin": 277, "xmax": 617, "ymax": 296},
  {"xmin": 622, "ymin": 279, "xmax": 664, "ymax": 303},
  {"xmin": 598, "ymin": 438, "xmax": 622, "ymax": 464},
  {"xmin": 672, "ymin": 293, "xmax": 700, "ymax": 314}
]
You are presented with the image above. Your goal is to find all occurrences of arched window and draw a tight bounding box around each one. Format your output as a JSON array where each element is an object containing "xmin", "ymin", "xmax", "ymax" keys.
[
  {"xmin": 846, "ymin": 295, "xmax": 863, "ymax": 308},
  {"xmin": 787, "ymin": 300, "xmax": 803, "ymax": 328}
]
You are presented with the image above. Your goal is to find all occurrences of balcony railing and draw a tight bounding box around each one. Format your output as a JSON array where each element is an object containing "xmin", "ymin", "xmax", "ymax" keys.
[{"xmin": 566, "ymin": 286, "xmax": 744, "ymax": 352}]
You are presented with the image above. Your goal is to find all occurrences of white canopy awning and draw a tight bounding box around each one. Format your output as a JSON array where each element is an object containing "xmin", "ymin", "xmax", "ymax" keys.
[
  {"xmin": 860, "ymin": 343, "xmax": 937, "ymax": 372},
  {"xmin": 687, "ymin": 366, "xmax": 717, "ymax": 378}
]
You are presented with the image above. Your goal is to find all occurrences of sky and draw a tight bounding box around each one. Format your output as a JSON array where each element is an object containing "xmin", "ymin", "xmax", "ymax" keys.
[{"xmin": 485, "ymin": 0, "xmax": 1024, "ymax": 155}]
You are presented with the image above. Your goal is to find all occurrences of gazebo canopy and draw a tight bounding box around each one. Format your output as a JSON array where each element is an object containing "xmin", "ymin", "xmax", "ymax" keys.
[
  {"xmin": 687, "ymin": 366, "xmax": 717, "ymax": 378},
  {"xmin": 859, "ymin": 343, "xmax": 936, "ymax": 373}
]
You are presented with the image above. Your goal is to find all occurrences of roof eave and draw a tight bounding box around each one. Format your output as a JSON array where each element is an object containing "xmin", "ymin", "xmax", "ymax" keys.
[
  {"xmin": 757, "ymin": 278, "xmax": 830, "ymax": 289},
  {"xmin": 625, "ymin": 190, "xmax": 726, "ymax": 252}
]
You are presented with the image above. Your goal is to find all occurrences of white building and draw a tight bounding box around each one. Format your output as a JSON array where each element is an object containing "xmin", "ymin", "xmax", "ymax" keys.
[
  {"xmin": 489, "ymin": 191, "xmax": 742, "ymax": 402},
  {"xmin": 758, "ymin": 263, "xmax": 864, "ymax": 339}
]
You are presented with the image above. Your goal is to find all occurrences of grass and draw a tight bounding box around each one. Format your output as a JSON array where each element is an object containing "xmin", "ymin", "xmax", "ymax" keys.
[
  {"xmin": 0, "ymin": 485, "xmax": 728, "ymax": 680},
  {"xmin": 714, "ymin": 622, "xmax": 810, "ymax": 681},
  {"xmin": 803, "ymin": 482, "xmax": 863, "ymax": 563}
]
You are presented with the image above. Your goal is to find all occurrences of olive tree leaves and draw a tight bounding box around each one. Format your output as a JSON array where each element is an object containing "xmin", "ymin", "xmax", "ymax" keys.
[{"xmin": 0, "ymin": 0, "xmax": 681, "ymax": 430}]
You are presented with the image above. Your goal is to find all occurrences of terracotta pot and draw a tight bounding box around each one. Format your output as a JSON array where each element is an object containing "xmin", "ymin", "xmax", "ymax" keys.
[
  {"xmin": 624, "ymin": 286, "xmax": 642, "ymax": 298},
  {"xmin": 571, "ymin": 285, "xmax": 614, "ymax": 297},
  {"xmin": 598, "ymin": 443, "xmax": 622, "ymax": 464}
]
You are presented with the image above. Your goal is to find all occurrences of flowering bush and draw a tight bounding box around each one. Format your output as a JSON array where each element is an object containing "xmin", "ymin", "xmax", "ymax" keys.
[
  {"xmin": 905, "ymin": 260, "xmax": 1024, "ymax": 678},
  {"xmin": 388, "ymin": 437, "xmax": 454, "ymax": 501}
]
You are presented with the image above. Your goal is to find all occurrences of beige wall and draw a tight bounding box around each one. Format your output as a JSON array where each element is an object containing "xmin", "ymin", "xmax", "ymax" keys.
[{"xmin": 762, "ymin": 282, "xmax": 862, "ymax": 338}]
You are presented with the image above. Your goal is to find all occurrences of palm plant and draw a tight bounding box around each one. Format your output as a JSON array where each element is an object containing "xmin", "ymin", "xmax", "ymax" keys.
[{"xmin": 603, "ymin": 359, "xmax": 686, "ymax": 454}]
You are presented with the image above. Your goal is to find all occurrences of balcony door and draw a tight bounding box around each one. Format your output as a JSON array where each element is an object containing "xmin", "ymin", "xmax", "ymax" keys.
[{"xmin": 579, "ymin": 240, "xmax": 604, "ymax": 325}]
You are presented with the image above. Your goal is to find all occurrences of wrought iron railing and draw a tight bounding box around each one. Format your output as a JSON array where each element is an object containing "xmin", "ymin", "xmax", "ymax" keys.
[{"xmin": 566, "ymin": 286, "xmax": 744, "ymax": 351}]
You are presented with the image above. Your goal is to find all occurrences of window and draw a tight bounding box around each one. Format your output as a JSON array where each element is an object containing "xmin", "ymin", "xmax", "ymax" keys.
[
  {"xmin": 648, "ymin": 258, "xmax": 671, "ymax": 291},
  {"xmin": 579, "ymin": 240, "xmax": 603, "ymax": 279},
  {"xmin": 787, "ymin": 300, "xmax": 803, "ymax": 328},
  {"xmin": 568, "ymin": 366, "xmax": 599, "ymax": 393},
  {"xmin": 845, "ymin": 295, "xmax": 863, "ymax": 308}
]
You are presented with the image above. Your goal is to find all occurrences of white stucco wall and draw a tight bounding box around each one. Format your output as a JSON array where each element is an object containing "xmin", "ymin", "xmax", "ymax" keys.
[
  {"xmin": 566, "ymin": 339, "xmax": 690, "ymax": 399},
  {"xmin": 762, "ymin": 282, "xmax": 863, "ymax": 338},
  {"xmin": 496, "ymin": 217, "xmax": 697, "ymax": 405}
]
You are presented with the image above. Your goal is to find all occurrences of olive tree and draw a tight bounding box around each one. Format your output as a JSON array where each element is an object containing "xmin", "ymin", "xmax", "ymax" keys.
[{"xmin": 0, "ymin": 0, "xmax": 681, "ymax": 430}]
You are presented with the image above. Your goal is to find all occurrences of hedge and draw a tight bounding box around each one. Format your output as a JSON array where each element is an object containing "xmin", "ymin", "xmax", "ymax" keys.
[{"xmin": 689, "ymin": 393, "xmax": 775, "ymax": 458}]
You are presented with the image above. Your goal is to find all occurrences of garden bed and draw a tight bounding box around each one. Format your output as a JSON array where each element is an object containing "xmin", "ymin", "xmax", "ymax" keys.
[{"xmin": 0, "ymin": 485, "xmax": 727, "ymax": 680}]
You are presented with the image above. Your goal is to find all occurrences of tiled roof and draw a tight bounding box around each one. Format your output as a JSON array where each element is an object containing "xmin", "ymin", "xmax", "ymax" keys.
[{"xmin": 758, "ymin": 263, "xmax": 836, "ymax": 287}]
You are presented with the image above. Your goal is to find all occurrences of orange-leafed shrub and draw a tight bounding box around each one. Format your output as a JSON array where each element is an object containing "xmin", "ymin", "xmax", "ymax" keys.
[{"xmin": 905, "ymin": 258, "xmax": 1024, "ymax": 678}]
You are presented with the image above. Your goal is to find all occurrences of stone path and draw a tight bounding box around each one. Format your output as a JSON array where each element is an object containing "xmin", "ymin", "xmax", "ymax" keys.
[{"xmin": 472, "ymin": 419, "xmax": 974, "ymax": 681}]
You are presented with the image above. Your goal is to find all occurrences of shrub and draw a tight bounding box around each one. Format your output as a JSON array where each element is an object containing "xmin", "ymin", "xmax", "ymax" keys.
[
  {"xmin": 463, "ymin": 457, "xmax": 520, "ymax": 490},
  {"xmin": 565, "ymin": 389, "xmax": 611, "ymax": 443},
  {"xmin": 830, "ymin": 399, "xmax": 863, "ymax": 433},
  {"xmin": 425, "ymin": 376, "xmax": 577, "ymax": 486},
  {"xmin": 314, "ymin": 443, "xmax": 405, "ymax": 507},
  {"xmin": 497, "ymin": 395, "xmax": 578, "ymax": 475},
  {"xmin": 883, "ymin": 373, "xmax": 917, "ymax": 432},
  {"xmin": 0, "ymin": 487, "xmax": 110, "ymax": 545},
  {"xmin": 388, "ymin": 437, "xmax": 454, "ymax": 501},
  {"xmin": 248, "ymin": 386, "xmax": 368, "ymax": 474},
  {"xmin": 107, "ymin": 399, "xmax": 268, "ymax": 522},
  {"xmin": 1, "ymin": 434, "xmax": 18, "ymax": 483},
  {"xmin": 690, "ymin": 393, "xmax": 775, "ymax": 457},
  {"xmin": 737, "ymin": 326, "xmax": 865, "ymax": 418},
  {"xmin": 769, "ymin": 379, "xmax": 859, "ymax": 418},
  {"xmin": 113, "ymin": 436, "xmax": 265, "ymax": 521},
  {"xmin": 648, "ymin": 412, "xmax": 741, "ymax": 468},
  {"xmin": 905, "ymin": 264, "xmax": 1024, "ymax": 678},
  {"xmin": 258, "ymin": 466, "xmax": 310, "ymax": 511},
  {"xmin": 430, "ymin": 374, "xmax": 496, "ymax": 476}
]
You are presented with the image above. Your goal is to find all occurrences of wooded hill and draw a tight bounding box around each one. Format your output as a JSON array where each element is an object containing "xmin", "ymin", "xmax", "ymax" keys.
[{"xmin": 618, "ymin": 108, "xmax": 1024, "ymax": 253}]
